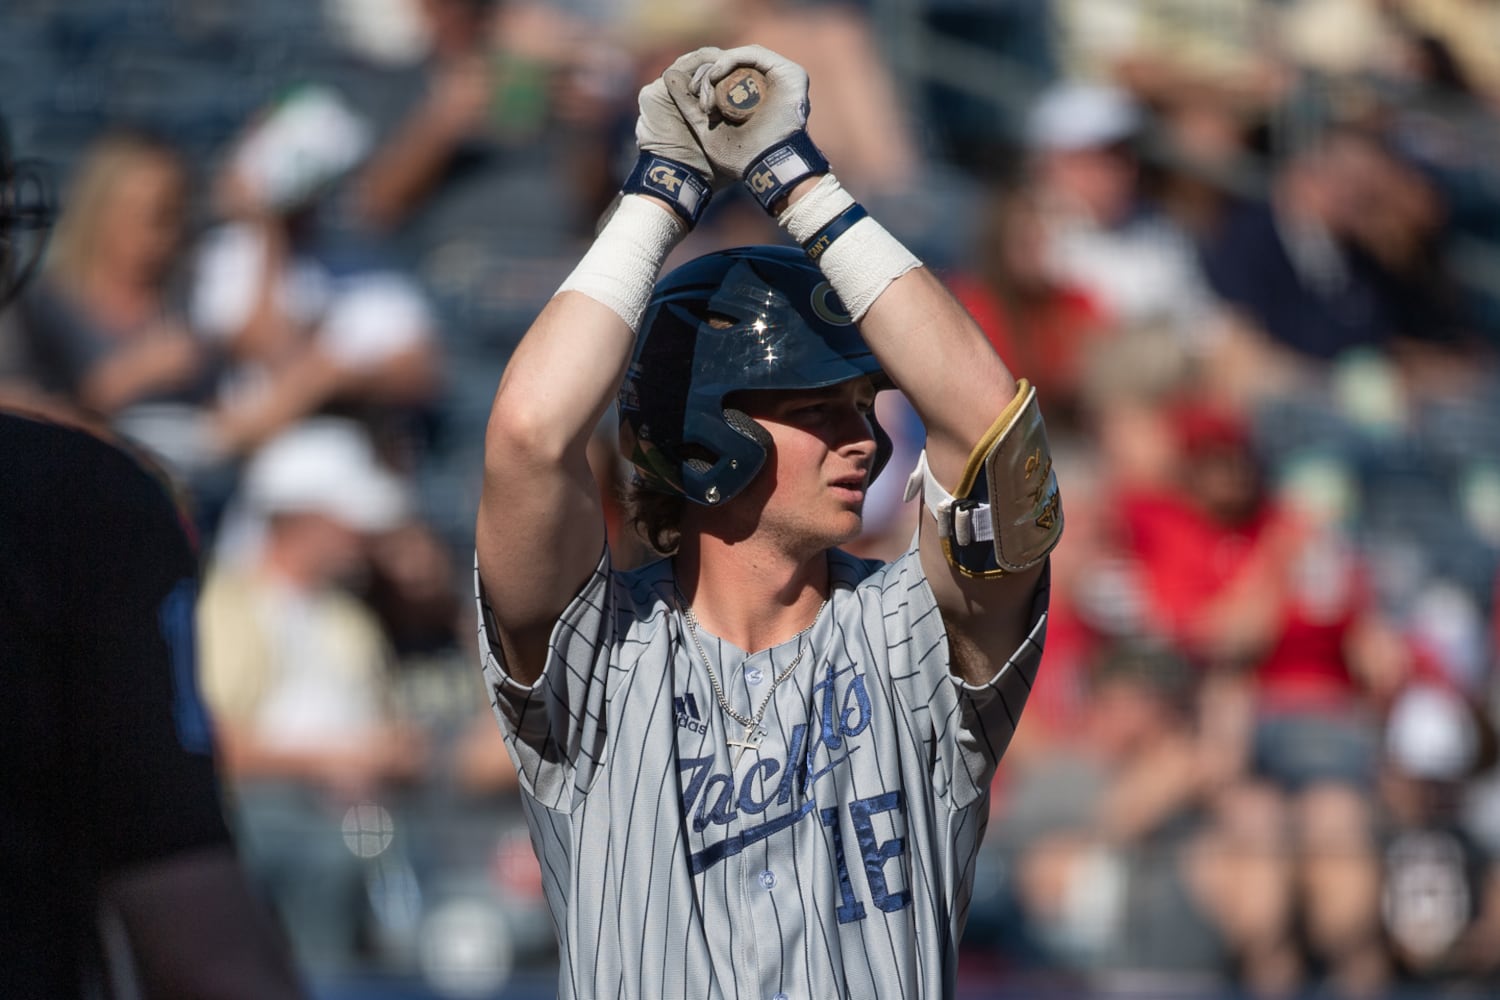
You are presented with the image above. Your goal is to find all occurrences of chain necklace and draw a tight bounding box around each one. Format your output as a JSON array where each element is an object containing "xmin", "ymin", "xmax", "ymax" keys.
[{"xmin": 677, "ymin": 591, "xmax": 828, "ymax": 768}]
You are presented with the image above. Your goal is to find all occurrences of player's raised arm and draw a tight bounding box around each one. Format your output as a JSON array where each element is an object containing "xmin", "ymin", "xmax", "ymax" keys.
[
  {"xmin": 790, "ymin": 197, "xmax": 1055, "ymax": 684},
  {"xmin": 476, "ymin": 71, "xmax": 714, "ymax": 684},
  {"xmin": 664, "ymin": 45, "xmax": 1060, "ymax": 684}
]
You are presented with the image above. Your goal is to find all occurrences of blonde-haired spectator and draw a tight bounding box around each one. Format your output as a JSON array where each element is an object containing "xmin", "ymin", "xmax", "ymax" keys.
[{"xmin": 18, "ymin": 130, "xmax": 217, "ymax": 468}]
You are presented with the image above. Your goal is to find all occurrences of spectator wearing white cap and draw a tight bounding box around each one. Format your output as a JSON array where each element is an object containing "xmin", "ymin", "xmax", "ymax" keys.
[
  {"xmin": 196, "ymin": 418, "xmax": 427, "ymax": 973},
  {"xmin": 1026, "ymin": 81, "xmax": 1222, "ymax": 354},
  {"xmin": 1379, "ymin": 681, "xmax": 1500, "ymax": 984},
  {"xmin": 190, "ymin": 87, "xmax": 442, "ymax": 461}
]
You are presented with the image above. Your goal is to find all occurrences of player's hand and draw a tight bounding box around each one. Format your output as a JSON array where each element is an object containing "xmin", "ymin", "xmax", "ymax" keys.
[
  {"xmin": 635, "ymin": 72, "xmax": 713, "ymax": 181},
  {"xmin": 662, "ymin": 45, "xmax": 811, "ymax": 183}
]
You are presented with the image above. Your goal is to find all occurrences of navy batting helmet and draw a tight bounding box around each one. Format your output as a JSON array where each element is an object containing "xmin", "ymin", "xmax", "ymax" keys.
[{"xmin": 619, "ymin": 245, "xmax": 894, "ymax": 507}]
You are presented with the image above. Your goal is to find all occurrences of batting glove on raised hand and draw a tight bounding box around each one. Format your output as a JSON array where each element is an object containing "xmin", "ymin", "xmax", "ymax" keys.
[
  {"xmin": 662, "ymin": 45, "xmax": 829, "ymax": 212},
  {"xmin": 624, "ymin": 74, "xmax": 715, "ymax": 227}
]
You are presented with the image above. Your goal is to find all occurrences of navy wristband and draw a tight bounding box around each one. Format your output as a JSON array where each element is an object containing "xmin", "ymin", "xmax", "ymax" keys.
[
  {"xmin": 802, "ymin": 203, "xmax": 868, "ymax": 261},
  {"xmin": 622, "ymin": 153, "xmax": 712, "ymax": 227},
  {"xmin": 742, "ymin": 132, "xmax": 829, "ymax": 212}
]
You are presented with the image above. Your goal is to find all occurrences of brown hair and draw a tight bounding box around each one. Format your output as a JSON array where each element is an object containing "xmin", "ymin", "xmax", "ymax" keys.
[{"xmin": 623, "ymin": 478, "xmax": 684, "ymax": 556}]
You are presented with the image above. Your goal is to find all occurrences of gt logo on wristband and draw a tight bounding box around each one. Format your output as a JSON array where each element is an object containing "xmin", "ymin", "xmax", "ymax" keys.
[
  {"xmin": 623, "ymin": 154, "xmax": 712, "ymax": 227},
  {"xmin": 743, "ymin": 132, "xmax": 829, "ymax": 212}
]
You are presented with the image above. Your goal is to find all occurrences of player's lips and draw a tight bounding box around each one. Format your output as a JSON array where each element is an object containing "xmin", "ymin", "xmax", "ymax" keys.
[{"xmin": 829, "ymin": 473, "xmax": 868, "ymax": 500}]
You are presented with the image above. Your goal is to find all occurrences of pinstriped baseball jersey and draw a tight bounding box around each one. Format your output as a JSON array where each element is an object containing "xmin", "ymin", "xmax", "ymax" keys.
[{"xmin": 477, "ymin": 541, "xmax": 1049, "ymax": 1000}]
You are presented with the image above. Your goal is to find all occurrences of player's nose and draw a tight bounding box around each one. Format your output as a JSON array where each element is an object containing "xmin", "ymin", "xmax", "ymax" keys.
[{"xmin": 834, "ymin": 409, "xmax": 876, "ymax": 462}]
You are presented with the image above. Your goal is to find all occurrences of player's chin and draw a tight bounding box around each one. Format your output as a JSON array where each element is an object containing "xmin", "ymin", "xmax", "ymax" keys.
[
  {"xmin": 825, "ymin": 507, "xmax": 865, "ymax": 547},
  {"xmin": 824, "ymin": 480, "xmax": 869, "ymax": 520}
]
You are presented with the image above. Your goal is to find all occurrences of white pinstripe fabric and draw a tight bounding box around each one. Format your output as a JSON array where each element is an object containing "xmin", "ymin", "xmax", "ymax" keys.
[{"xmin": 476, "ymin": 542, "xmax": 1049, "ymax": 1000}]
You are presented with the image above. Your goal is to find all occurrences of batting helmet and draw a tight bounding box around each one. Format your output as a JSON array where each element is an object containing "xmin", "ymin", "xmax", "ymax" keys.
[{"xmin": 619, "ymin": 245, "xmax": 893, "ymax": 507}]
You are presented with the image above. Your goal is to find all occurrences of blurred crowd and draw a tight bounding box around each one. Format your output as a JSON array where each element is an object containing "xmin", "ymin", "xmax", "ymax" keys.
[{"xmin": 3, "ymin": 0, "xmax": 1500, "ymax": 997}]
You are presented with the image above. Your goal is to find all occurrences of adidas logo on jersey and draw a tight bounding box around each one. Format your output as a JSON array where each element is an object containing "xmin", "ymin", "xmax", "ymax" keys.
[{"xmin": 674, "ymin": 693, "xmax": 709, "ymax": 735}]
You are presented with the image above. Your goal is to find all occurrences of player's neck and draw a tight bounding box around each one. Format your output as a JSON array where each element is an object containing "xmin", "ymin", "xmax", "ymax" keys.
[{"xmin": 674, "ymin": 535, "xmax": 828, "ymax": 654}]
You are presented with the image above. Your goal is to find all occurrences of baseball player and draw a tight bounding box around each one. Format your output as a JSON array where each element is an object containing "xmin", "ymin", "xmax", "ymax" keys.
[{"xmin": 475, "ymin": 45, "xmax": 1060, "ymax": 999}]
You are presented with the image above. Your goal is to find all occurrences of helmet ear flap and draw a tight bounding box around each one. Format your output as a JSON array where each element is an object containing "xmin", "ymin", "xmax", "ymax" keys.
[
  {"xmin": 722, "ymin": 407, "xmax": 772, "ymax": 452},
  {"xmin": 678, "ymin": 407, "xmax": 770, "ymax": 504}
]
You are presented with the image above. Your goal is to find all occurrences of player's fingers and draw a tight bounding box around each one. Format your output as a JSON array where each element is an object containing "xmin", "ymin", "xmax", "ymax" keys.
[
  {"xmin": 665, "ymin": 45, "xmax": 723, "ymax": 82},
  {"xmin": 688, "ymin": 64, "xmax": 714, "ymax": 112},
  {"xmin": 705, "ymin": 45, "xmax": 807, "ymax": 89},
  {"xmin": 663, "ymin": 68, "xmax": 711, "ymax": 123}
]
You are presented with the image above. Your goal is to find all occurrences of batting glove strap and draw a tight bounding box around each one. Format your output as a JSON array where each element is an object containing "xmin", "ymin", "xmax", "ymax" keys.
[
  {"xmin": 622, "ymin": 152, "xmax": 713, "ymax": 228},
  {"xmin": 742, "ymin": 131, "xmax": 829, "ymax": 212}
]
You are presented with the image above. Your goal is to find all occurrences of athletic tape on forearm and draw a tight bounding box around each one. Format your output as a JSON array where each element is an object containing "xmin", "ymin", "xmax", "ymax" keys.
[
  {"xmin": 812, "ymin": 216, "xmax": 922, "ymax": 321},
  {"xmin": 556, "ymin": 195, "xmax": 685, "ymax": 330},
  {"xmin": 777, "ymin": 174, "xmax": 920, "ymax": 321}
]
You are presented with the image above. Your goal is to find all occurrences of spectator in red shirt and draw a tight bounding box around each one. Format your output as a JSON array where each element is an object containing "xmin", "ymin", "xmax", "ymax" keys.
[
  {"xmin": 947, "ymin": 182, "xmax": 1108, "ymax": 435},
  {"xmin": 1118, "ymin": 398, "xmax": 1403, "ymax": 997}
]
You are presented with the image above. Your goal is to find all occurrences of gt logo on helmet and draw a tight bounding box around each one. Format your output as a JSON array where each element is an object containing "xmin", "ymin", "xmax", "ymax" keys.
[{"xmin": 811, "ymin": 282, "xmax": 852, "ymax": 326}]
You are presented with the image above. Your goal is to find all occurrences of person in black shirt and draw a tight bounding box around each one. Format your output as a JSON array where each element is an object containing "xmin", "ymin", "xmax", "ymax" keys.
[
  {"xmin": 0, "ymin": 114, "xmax": 302, "ymax": 999},
  {"xmin": 0, "ymin": 402, "xmax": 306, "ymax": 998}
]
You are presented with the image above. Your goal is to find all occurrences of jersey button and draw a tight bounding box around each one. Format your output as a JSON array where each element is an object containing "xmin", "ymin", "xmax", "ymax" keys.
[
  {"xmin": 772, "ymin": 993, "xmax": 789, "ymax": 1000},
  {"xmin": 758, "ymin": 869, "xmax": 776, "ymax": 890},
  {"xmin": 744, "ymin": 665, "xmax": 764, "ymax": 685}
]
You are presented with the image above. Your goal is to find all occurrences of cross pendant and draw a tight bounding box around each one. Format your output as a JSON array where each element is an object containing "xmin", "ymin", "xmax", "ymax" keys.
[{"xmin": 727, "ymin": 726, "xmax": 764, "ymax": 768}]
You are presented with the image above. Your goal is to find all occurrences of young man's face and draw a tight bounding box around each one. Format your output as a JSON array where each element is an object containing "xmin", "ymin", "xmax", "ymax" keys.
[{"xmin": 722, "ymin": 376, "xmax": 880, "ymax": 554}]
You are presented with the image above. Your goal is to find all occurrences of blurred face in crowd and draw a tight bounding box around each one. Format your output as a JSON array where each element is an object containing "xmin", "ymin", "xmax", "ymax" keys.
[
  {"xmin": 1289, "ymin": 134, "xmax": 1379, "ymax": 238},
  {"xmin": 419, "ymin": 0, "xmax": 494, "ymax": 59},
  {"xmin": 1325, "ymin": 132, "xmax": 1442, "ymax": 266},
  {"xmin": 982, "ymin": 189, "xmax": 1055, "ymax": 293},
  {"xmin": 269, "ymin": 510, "xmax": 369, "ymax": 586},
  {"xmin": 1285, "ymin": 131, "xmax": 1440, "ymax": 263},
  {"xmin": 49, "ymin": 135, "xmax": 187, "ymax": 291},
  {"xmin": 1042, "ymin": 143, "xmax": 1138, "ymax": 227},
  {"xmin": 1185, "ymin": 443, "xmax": 1262, "ymax": 526},
  {"xmin": 1086, "ymin": 667, "xmax": 1183, "ymax": 761},
  {"xmin": 94, "ymin": 148, "xmax": 185, "ymax": 284},
  {"xmin": 1172, "ymin": 404, "xmax": 1262, "ymax": 525}
]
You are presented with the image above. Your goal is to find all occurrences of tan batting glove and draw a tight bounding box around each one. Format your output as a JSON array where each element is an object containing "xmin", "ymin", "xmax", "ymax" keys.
[
  {"xmin": 662, "ymin": 45, "xmax": 828, "ymax": 210},
  {"xmin": 624, "ymin": 73, "xmax": 716, "ymax": 227}
]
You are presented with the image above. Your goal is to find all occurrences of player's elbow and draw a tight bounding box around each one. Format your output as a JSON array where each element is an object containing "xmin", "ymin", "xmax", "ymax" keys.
[{"xmin": 484, "ymin": 390, "xmax": 578, "ymax": 475}]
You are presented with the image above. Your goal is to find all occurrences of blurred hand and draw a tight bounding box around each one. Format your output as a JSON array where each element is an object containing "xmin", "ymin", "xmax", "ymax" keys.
[
  {"xmin": 369, "ymin": 522, "xmax": 454, "ymax": 605},
  {"xmin": 321, "ymin": 723, "xmax": 429, "ymax": 802},
  {"xmin": 427, "ymin": 54, "xmax": 493, "ymax": 135},
  {"xmin": 79, "ymin": 321, "xmax": 205, "ymax": 415},
  {"xmin": 132, "ymin": 322, "xmax": 203, "ymax": 385}
]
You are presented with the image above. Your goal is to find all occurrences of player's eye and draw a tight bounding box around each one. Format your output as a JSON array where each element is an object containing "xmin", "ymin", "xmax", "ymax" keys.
[{"xmin": 789, "ymin": 401, "xmax": 831, "ymax": 420}]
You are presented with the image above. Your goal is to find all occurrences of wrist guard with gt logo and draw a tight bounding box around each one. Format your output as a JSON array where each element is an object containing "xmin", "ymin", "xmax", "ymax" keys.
[
  {"xmin": 622, "ymin": 153, "xmax": 713, "ymax": 228},
  {"xmin": 903, "ymin": 379, "xmax": 1063, "ymax": 577},
  {"xmin": 743, "ymin": 131, "xmax": 829, "ymax": 212}
]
